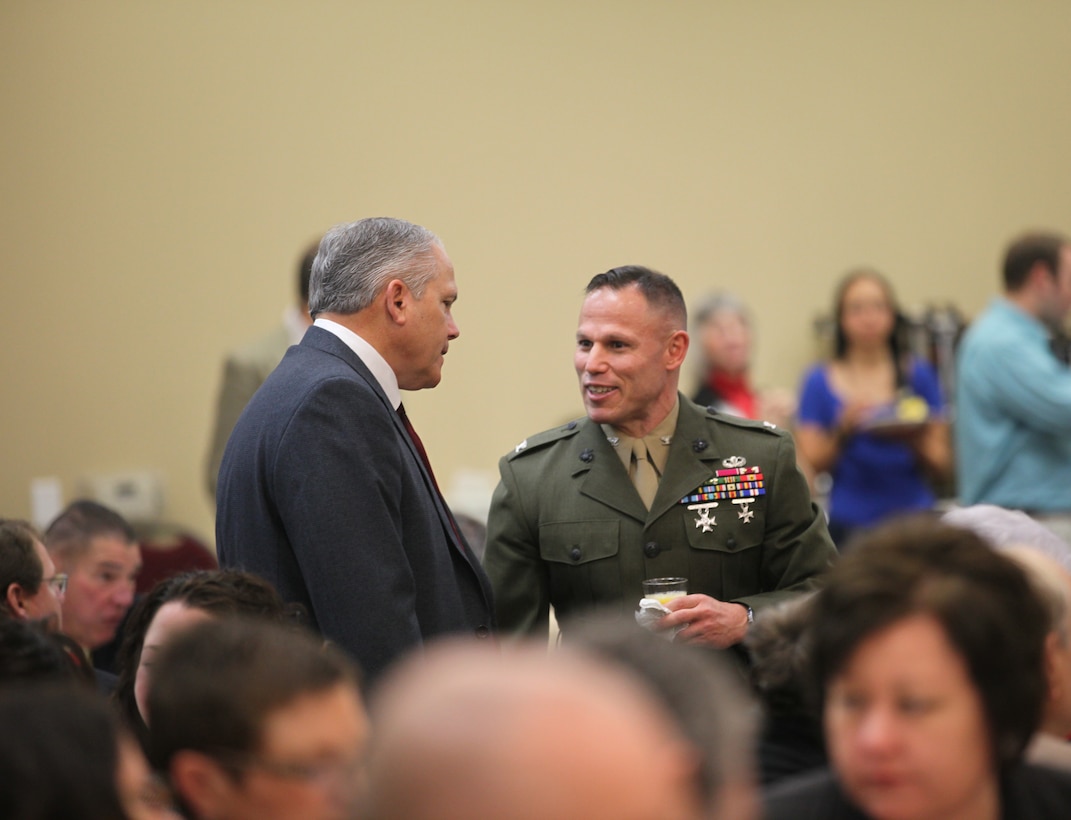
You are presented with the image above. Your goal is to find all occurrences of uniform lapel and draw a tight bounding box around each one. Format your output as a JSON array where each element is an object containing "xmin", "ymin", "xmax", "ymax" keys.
[
  {"xmin": 649, "ymin": 398, "xmax": 722, "ymax": 522},
  {"xmin": 574, "ymin": 421, "xmax": 648, "ymax": 523}
]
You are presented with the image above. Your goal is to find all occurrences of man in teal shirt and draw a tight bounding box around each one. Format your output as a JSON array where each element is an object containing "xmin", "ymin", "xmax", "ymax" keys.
[{"xmin": 956, "ymin": 232, "xmax": 1071, "ymax": 538}]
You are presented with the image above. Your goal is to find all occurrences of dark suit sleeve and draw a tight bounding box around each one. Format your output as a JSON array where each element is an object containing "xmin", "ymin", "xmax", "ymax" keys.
[
  {"xmin": 733, "ymin": 432, "xmax": 836, "ymax": 613},
  {"xmin": 483, "ymin": 454, "xmax": 551, "ymax": 639},
  {"xmin": 271, "ymin": 377, "xmax": 423, "ymax": 673}
]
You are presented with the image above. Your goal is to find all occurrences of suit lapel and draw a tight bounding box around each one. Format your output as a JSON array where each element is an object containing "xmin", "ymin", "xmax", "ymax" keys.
[{"xmin": 301, "ymin": 328, "xmax": 476, "ymax": 564}]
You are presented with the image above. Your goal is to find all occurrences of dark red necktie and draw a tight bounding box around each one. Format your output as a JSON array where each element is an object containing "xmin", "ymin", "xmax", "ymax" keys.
[
  {"xmin": 397, "ymin": 402, "xmax": 473, "ymax": 554},
  {"xmin": 397, "ymin": 403, "xmax": 442, "ymax": 494}
]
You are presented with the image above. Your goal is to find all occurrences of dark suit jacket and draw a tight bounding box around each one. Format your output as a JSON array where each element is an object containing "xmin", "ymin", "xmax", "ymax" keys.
[{"xmin": 216, "ymin": 327, "xmax": 494, "ymax": 685}]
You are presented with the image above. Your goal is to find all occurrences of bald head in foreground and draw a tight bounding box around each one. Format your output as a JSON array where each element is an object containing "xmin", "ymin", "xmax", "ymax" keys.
[{"xmin": 362, "ymin": 639, "xmax": 756, "ymax": 820}]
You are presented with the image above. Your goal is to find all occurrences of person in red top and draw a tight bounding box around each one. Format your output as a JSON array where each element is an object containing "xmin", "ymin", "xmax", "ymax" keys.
[{"xmin": 690, "ymin": 292, "xmax": 794, "ymax": 427}]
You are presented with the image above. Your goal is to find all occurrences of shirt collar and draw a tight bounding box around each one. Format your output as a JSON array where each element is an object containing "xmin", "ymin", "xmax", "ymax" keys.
[{"xmin": 313, "ymin": 318, "xmax": 401, "ymax": 409}]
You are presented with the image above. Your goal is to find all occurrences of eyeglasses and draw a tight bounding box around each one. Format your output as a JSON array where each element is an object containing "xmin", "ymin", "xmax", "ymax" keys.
[
  {"xmin": 46, "ymin": 573, "xmax": 68, "ymax": 596},
  {"xmin": 212, "ymin": 748, "xmax": 364, "ymax": 791}
]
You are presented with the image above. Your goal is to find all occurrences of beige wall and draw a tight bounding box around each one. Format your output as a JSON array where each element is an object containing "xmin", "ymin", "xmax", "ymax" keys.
[{"xmin": 3, "ymin": 1, "xmax": 1070, "ymax": 545}]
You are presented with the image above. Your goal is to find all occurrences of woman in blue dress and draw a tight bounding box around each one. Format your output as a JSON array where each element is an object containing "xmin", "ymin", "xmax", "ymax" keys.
[{"xmin": 794, "ymin": 269, "xmax": 951, "ymax": 548}]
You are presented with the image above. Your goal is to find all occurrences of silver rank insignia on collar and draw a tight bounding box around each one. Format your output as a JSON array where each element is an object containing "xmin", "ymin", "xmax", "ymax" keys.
[
  {"xmin": 515, "ymin": 439, "xmax": 528, "ymax": 453},
  {"xmin": 607, "ymin": 435, "xmax": 620, "ymax": 447},
  {"xmin": 722, "ymin": 455, "xmax": 746, "ymax": 469},
  {"xmin": 688, "ymin": 501, "xmax": 718, "ymax": 533},
  {"xmin": 659, "ymin": 435, "xmax": 672, "ymax": 445}
]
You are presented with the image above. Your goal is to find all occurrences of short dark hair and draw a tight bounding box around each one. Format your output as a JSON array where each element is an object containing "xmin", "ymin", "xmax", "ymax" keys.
[
  {"xmin": 298, "ymin": 240, "xmax": 318, "ymax": 304},
  {"xmin": 113, "ymin": 569, "xmax": 300, "ymax": 751},
  {"xmin": 0, "ymin": 520, "xmax": 45, "ymax": 612},
  {"xmin": 44, "ymin": 500, "xmax": 135, "ymax": 562},
  {"xmin": 585, "ymin": 265, "xmax": 687, "ymax": 330},
  {"xmin": 0, "ymin": 684, "xmax": 129, "ymax": 819},
  {"xmin": 148, "ymin": 617, "xmax": 359, "ymax": 775},
  {"xmin": 1002, "ymin": 232, "xmax": 1069, "ymax": 292},
  {"xmin": 808, "ymin": 518, "xmax": 1049, "ymax": 770}
]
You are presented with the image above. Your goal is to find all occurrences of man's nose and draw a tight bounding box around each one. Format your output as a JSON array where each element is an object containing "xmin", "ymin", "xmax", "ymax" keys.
[
  {"xmin": 113, "ymin": 581, "xmax": 135, "ymax": 609},
  {"xmin": 584, "ymin": 345, "xmax": 609, "ymax": 372}
]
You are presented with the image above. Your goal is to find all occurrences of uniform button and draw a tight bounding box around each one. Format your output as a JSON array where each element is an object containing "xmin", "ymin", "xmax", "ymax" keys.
[
  {"xmin": 475, "ymin": 625, "xmax": 491, "ymax": 639},
  {"xmin": 726, "ymin": 537, "xmax": 737, "ymax": 548},
  {"xmin": 644, "ymin": 541, "xmax": 661, "ymax": 558},
  {"xmin": 569, "ymin": 547, "xmax": 582, "ymax": 562}
]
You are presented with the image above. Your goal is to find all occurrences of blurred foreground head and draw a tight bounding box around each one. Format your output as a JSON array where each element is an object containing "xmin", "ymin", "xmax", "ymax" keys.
[{"xmin": 362, "ymin": 635, "xmax": 753, "ymax": 820}]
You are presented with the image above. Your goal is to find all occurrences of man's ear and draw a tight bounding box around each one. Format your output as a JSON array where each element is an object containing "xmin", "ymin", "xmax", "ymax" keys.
[
  {"xmin": 5, "ymin": 583, "xmax": 27, "ymax": 617},
  {"xmin": 1029, "ymin": 260, "xmax": 1057, "ymax": 291},
  {"xmin": 665, "ymin": 330, "xmax": 690, "ymax": 371},
  {"xmin": 384, "ymin": 279, "xmax": 410, "ymax": 325},
  {"xmin": 170, "ymin": 750, "xmax": 239, "ymax": 820}
]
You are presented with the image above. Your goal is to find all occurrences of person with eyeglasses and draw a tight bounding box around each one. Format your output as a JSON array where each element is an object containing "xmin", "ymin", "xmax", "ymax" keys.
[
  {"xmin": 148, "ymin": 617, "xmax": 367, "ymax": 820},
  {"xmin": 0, "ymin": 518, "xmax": 65, "ymax": 631}
]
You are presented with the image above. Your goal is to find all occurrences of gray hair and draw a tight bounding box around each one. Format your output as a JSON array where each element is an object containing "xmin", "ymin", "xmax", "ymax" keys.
[
  {"xmin": 941, "ymin": 504, "xmax": 1071, "ymax": 573},
  {"xmin": 1005, "ymin": 547, "xmax": 1071, "ymax": 646},
  {"xmin": 692, "ymin": 291, "xmax": 750, "ymax": 331},
  {"xmin": 308, "ymin": 217, "xmax": 443, "ymax": 318},
  {"xmin": 565, "ymin": 614, "xmax": 756, "ymax": 806}
]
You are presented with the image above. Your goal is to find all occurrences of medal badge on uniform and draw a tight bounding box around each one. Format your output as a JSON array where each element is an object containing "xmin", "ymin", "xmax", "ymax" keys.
[{"xmin": 679, "ymin": 460, "xmax": 765, "ymax": 531}]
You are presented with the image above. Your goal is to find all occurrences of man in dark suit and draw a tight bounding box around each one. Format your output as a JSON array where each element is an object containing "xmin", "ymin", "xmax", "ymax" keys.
[{"xmin": 216, "ymin": 217, "xmax": 494, "ymax": 686}]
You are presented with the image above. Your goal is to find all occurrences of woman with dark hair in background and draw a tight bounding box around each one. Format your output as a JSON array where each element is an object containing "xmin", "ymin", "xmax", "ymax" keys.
[
  {"xmin": 764, "ymin": 520, "xmax": 1071, "ymax": 819},
  {"xmin": 794, "ymin": 269, "xmax": 950, "ymax": 547},
  {"xmin": 112, "ymin": 570, "xmax": 297, "ymax": 752}
]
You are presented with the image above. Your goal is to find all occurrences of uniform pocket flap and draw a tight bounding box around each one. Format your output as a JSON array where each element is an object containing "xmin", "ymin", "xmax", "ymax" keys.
[{"xmin": 539, "ymin": 520, "xmax": 620, "ymax": 565}]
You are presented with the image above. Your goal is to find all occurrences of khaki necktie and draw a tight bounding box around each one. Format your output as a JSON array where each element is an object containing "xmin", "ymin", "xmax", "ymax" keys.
[{"xmin": 630, "ymin": 438, "xmax": 659, "ymax": 509}]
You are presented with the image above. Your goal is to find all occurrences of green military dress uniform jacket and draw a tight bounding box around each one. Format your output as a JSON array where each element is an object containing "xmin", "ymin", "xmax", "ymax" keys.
[{"xmin": 483, "ymin": 395, "xmax": 837, "ymax": 639}]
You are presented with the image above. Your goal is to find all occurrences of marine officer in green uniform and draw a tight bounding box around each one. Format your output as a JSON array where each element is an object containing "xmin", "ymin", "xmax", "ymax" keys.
[{"xmin": 483, "ymin": 265, "xmax": 836, "ymax": 649}]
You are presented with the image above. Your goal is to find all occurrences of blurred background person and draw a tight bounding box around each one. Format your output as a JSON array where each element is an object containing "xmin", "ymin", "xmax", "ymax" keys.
[
  {"xmin": 794, "ymin": 269, "xmax": 950, "ymax": 547},
  {"xmin": 764, "ymin": 520, "xmax": 1071, "ymax": 819},
  {"xmin": 690, "ymin": 292, "xmax": 795, "ymax": 428},
  {"xmin": 955, "ymin": 232, "xmax": 1071, "ymax": 544},
  {"xmin": 743, "ymin": 594, "xmax": 826, "ymax": 786},
  {"xmin": 204, "ymin": 241, "xmax": 316, "ymax": 500},
  {"xmin": 113, "ymin": 569, "xmax": 296, "ymax": 753},
  {"xmin": 0, "ymin": 684, "xmax": 178, "ymax": 820},
  {"xmin": 942, "ymin": 503, "xmax": 1071, "ymax": 768},
  {"xmin": 44, "ymin": 501, "xmax": 141, "ymax": 677},
  {"xmin": 0, "ymin": 519, "xmax": 65, "ymax": 631},
  {"xmin": 148, "ymin": 618, "xmax": 367, "ymax": 820},
  {"xmin": 362, "ymin": 640, "xmax": 713, "ymax": 820}
]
